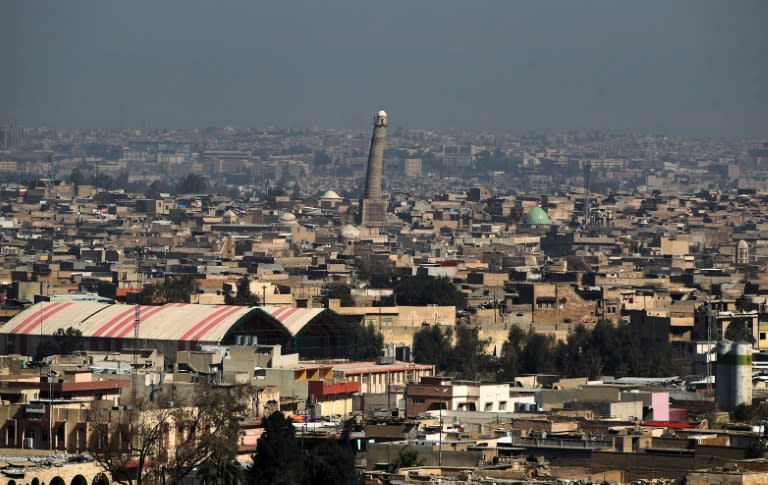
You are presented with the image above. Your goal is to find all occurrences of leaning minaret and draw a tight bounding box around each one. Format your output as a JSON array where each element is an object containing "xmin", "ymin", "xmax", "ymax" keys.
[{"xmin": 360, "ymin": 110, "xmax": 388, "ymax": 226}]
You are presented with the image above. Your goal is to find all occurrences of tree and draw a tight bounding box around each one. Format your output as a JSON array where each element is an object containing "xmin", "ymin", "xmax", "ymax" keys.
[
  {"xmin": 36, "ymin": 326, "xmax": 84, "ymax": 360},
  {"xmin": 90, "ymin": 385, "xmax": 246, "ymax": 485},
  {"xmin": 89, "ymin": 399, "xmax": 171, "ymax": 485},
  {"xmin": 412, "ymin": 325, "xmax": 453, "ymax": 372},
  {"xmin": 305, "ymin": 439, "xmax": 358, "ymax": 485},
  {"xmin": 140, "ymin": 276, "xmax": 199, "ymax": 305},
  {"xmin": 69, "ymin": 168, "xmax": 85, "ymax": 186},
  {"xmin": 498, "ymin": 325, "xmax": 525, "ymax": 381},
  {"xmin": 451, "ymin": 324, "xmax": 493, "ymax": 380},
  {"xmin": 55, "ymin": 326, "xmax": 85, "ymax": 355},
  {"xmin": 552, "ymin": 321, "xmax": 691, "ymax": 379},
  {"xmin": 356, "ymin": 322, "xmax": 384, "ymax": 360},
  {"xmin": 196, "ymin": 454, "xmax": 242, "ymax": 485},
  {"xmin": 394, "ymin": 445, "xmax": 423, "ymax": 470},
  {"xmin": 247, "ymin": 412, "xmax": 305, "ymax": 485},
  {"xmin": 89, "ymin": 172, "xmax": 114, "ymax": 190},
  {"xmin": 393, "ymin": 276, "xmax": 466, "ymax": 309},
  {"xmin": 176, "ymin": 173, "xmax": 209, "ymax": 194},
  {"xmin": 322, "ymin": 283, "xmax": 354, "ymax": 307},
  {"xmin": 499, "ymin": 326, "xmax": 557, "ymax": 381},
  {"xmin": 519, "ymin": 331, "xmax": 557, "ymax": 375},
  {"xmin": 159, "ymin": 385, "xmax": 246, "ymax": 485},
  {"xmin": 225, "ymin": 276, "xmax": 261, "ymax": 306}
]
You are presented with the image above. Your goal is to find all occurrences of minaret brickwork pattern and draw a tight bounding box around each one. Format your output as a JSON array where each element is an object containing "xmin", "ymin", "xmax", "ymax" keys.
[{"xmin": 360, "ymin": 110, "xmax": 388, "ymax": 226}]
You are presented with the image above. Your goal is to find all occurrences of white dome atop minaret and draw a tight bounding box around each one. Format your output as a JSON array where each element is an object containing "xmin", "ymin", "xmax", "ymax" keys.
[{"xmin": 377, "ymin": 110, "xmax": 387, "ymax": 118}]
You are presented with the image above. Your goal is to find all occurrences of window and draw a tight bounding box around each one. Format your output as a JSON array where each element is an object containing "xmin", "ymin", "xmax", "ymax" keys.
[
  {"xmin": 499, "ymin": 401, "xmax": 507, "ymax": 411},
  {"xmin": 761, "ymin": 332, "xmax": 767, "ymax": 340},
  {"xmin": 536, "ymin": 300, "xmax": 554, "ymax": 309},
  {"xmin": 412, "ymin": 398, "xmax": 425, "ymax": 404},
  {"xmin": 484, "ymin": 403, "xmax": 493, "ymax": 412}
]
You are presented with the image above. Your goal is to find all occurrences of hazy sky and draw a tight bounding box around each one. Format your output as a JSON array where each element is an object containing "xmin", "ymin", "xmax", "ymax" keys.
[{"xmin": 2, "ymin": 1, "xmax": 767, "ymax": 137}]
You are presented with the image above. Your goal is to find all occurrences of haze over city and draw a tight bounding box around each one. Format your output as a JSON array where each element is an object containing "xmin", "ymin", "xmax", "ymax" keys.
[
  {"xmin": 2, "ymin": 0, "xmax": 767, "ymax": 137},
  {"xmin": 5, "ymin": 2, "xmax": 768, "ymax": 485}
]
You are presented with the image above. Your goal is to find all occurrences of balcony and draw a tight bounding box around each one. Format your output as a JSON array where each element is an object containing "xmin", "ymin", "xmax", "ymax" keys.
[
  {"xmin": 504, "ymin": 435, "xmax": 612, "ymax": 450},
  {"xmin": 308, "ymin": 381, "xmax": 360, "ymax": 399}
]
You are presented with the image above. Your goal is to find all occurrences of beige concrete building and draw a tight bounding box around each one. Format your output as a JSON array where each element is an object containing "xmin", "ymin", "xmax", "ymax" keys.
[{"xmin": 327, "ymin": 299, "xmax": 456, "ymax": 347}]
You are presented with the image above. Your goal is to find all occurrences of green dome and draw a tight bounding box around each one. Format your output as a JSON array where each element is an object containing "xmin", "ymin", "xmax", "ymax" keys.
[{"xmin": 525, "ymin": 206, "xmax": 551, "ymax": 225}]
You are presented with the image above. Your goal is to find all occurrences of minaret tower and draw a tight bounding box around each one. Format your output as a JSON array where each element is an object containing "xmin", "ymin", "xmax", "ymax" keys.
[{"xmin": 360, "ymin": 110, "xmax": 388, "ymax": 226}]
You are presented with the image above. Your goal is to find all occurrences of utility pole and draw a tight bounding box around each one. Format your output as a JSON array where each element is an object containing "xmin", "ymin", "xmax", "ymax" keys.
[
  {"xmin": 583, "ymin": 160, "xmax": 591, "ymax": 229},
  {"xmin": 132, "ymin": 249, "xmax": 144, "ymax": 404},
  {"xmin": 436, "ymin": 386, "xmax": 448, "ymax": 467}
]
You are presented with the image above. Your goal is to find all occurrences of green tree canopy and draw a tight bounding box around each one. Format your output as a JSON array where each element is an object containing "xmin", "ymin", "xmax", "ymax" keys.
[
  {"xmin": 356, "ymin": 322, "xmax": 384, "ymax": 360},
  {"xmin": 225, "ymin": 276, "xmax": 261, "ymax": 306},
  {"xmin": 139, "ymin": 275, "xmax": 199, "ymax": 305},
  {"xmin": 248, "ymin": 412, "xmax": 305, "ymax": 485},
  {"xmin": 69, "ymin": 168, "xmax": 85, "ymax": 186},
  {"xmin": 412, "ymin": 325, "xmax": 453, "ymax": 372},
  {"xmin": 322, "ymin": 283, "xmax": 354, "ymax": 307},
  {"xmin": 393, "ymin": 276, "xmax": 466, "ymax": 309},
  {"xmin": 36, "ymin": 326, "xmax": 84, "ymax": 360},
  {"xmin": 451, "ymin": 324, "xmax": 494, "ymax": 380},
  {"xmin": 176, "ymin": 173, "xmax": 209, "ymax": 194},
  {"xmin": 553, "ymin": 321, "xmax": 691, "ymax": 379},
  {"xmin": 304, "ymin": 439, "xmax": 358, "ymax": 485}
]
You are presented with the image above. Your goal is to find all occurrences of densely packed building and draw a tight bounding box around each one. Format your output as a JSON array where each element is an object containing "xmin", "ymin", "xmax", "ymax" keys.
[{"xmin": 0, "ymin": 127, "xmax": 768, "ymax": 483}]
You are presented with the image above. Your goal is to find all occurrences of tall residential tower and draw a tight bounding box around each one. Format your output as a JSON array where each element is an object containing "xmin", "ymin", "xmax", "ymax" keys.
[{"xmin": 359, "ymin": 110, "xmax": 388, "ymax": 227}]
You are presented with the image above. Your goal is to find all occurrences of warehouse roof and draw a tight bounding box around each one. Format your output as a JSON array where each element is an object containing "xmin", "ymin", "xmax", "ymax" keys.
[{"xmin": 1, "ymin": 302, "xmax": 329, "ymax": 343}]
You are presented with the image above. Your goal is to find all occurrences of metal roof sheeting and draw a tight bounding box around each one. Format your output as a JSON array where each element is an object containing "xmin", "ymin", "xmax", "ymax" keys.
[
  {"xmin": 263, "ymin": 306, "xmax": 326, "ymax": 336},
  {"xmin": 1, "ymin": 302, "xmax": 328, "ymax": 343}
]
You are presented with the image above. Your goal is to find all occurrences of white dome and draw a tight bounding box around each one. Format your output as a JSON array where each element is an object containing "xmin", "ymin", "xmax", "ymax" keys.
[
  {"xmin": 340, "ymin": 224, "xmax": 360, "ymax": 241},
  {"xmin": 279, "ymin": 212, "xmax": 297, "ymax": 224},
  {"xmin": 377, "ymin": 110, "xmax": 387, "ymax": 118},
  {"xmin": 321, "ymin": 190, "xmax": 341, "ymax": 199}
]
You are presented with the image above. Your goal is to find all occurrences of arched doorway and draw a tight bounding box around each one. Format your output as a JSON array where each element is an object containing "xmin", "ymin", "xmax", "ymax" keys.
[
  {"xmin": 50, "ymin": 477, "xmax": 65, "ymax": 485},
  {"xmin": 91, "ymin": 475, "xmax": 109, "ymax": 485},
  {"xmin": 70, "ymin": 476, "xmax": 87, "ymax": 485}
]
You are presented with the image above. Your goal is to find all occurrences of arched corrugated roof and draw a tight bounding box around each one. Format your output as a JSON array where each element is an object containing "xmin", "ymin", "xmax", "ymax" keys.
[{"xmin": 1, "ymin": 302, "xmax": 329, "ymax": 343}]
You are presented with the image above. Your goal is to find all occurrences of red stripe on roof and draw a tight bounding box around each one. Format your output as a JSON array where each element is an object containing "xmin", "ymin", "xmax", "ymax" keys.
[
  {"xmin": 93, "ymin": 306, "xmax": 139, "ymax": 337},
  {"xmin": 7, "ymin": 304, "xmax": 53, "ymax": 334},
  {"xmin": 274, "ymin": 307, "xmax": 301, "ymax": 323},
  {"xmin": 111, "ymin": 305, "xmax": 168, "ymax": 339},
  {"xmin": 179, "ymin": 306, "xmax": 231, "ymax": 341},
  {"xmin": 270, "ymin": 306, "xmax": 288, "ymax": 319},
  {"xmin": 97, "ymin": 307, "xmax": 149, "ymax": 339},
  {"xmin": 189, "ymin": 305, "xmax": 244, "ymax": 342},
  {"xmin": 14, "ymin": 303, "xmax": 74, "ymax": 335},
  {"xmin": 9, "ymin": 303, "xmax": 62, "ymax": 334}
]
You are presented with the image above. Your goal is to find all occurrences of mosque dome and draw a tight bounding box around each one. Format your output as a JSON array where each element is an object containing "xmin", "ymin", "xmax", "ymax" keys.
[
  {"xmin": 738, "ymin": 240, "xmax": 749, "ymax": 250},
  {"xmin": 525, "ymin": 206, "xmax": 551, "ymax": 225},
  {"xmin": 321, "ymin": 190, "xmax": 342, "ymax": 199},
  {"xmin": 279, "ymin": 212, "xmax": 297, "ymax": 224},
  {"xmin": 340, "ymin": 224, "xmax": 360, "ymax": 241}
]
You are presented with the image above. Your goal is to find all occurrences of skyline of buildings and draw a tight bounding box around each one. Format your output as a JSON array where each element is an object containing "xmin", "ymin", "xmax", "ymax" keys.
[{"xmin": 1, "ymin": 112, "xmax": 768, "ymax": 483}]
